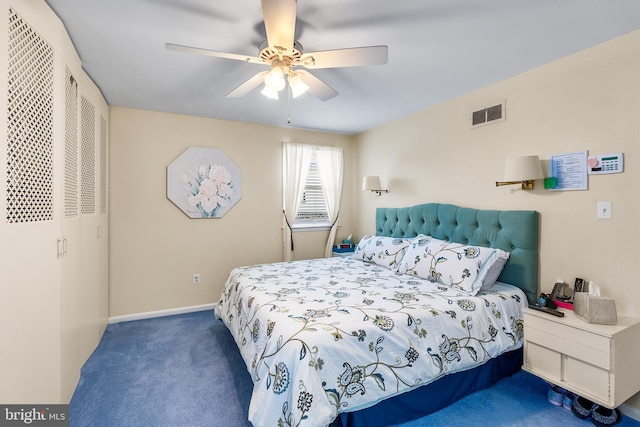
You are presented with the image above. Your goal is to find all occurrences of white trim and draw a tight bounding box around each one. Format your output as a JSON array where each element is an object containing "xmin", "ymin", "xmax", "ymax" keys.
[
  {"xmin": 108, "ymin": 303, "xmax": 216, "ymax": 324},
  {"xmin": 292, "ymin": 224, "xmax": 331, "ymax": 231},
  {"xmin": 621, "ymin": 402, "xmax": 640, "ymax": 422}
]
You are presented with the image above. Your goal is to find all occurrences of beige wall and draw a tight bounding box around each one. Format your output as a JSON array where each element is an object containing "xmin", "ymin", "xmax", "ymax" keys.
[
  {"xmin": 355, "ymin": 29, "xmax": 640, "ymax": 410},
  {"xmin": 109, "ymin": 109, "xmax": 354, "ymax": 316}
]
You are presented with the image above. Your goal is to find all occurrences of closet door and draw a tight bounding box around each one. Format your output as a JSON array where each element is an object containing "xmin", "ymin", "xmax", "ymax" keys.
[
  {"xmin": 79, "ymin": 94, "xmax": 100, "ymax": 341},
  {"xmin": 78, "ymin": 77, "xmax": 109, "ymax": 349},
  {"xmin": 0, "ymin": 0, "xmax": 108, "ymax": 403},
  {"xmin": 0, "ymin": 2, "xmax": 63, "ymax": 403},
  {"xmin": 97, "ymin": 112, "xmax": 109, "ymax": 335},
  {"xmin": 60, "ymin": 61, "xmax": 83, "ymax": 402},
  {"xmin": 59, "ymin": 29, "xmax": 109, "ymax": 403}
]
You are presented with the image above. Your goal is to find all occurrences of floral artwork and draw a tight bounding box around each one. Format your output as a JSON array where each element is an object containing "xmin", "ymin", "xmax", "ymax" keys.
[{"xmin": 167, "ymin": 147, "xmax": 242, "ymax": 218}]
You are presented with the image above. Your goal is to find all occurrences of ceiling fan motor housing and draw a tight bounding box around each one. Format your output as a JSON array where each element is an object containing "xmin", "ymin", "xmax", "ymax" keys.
[{"xmin": 259, "ymin": 39, "xmax": 303, "ymax": 64}]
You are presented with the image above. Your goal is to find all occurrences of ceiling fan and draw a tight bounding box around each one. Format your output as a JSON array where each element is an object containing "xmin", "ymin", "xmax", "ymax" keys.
[{"xmin": 166, "ymin": 0, "xmax": 388, "ymax": 101}]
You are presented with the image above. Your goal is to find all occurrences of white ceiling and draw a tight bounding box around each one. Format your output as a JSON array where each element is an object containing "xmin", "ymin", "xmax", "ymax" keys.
[{"xmin": 44, "ymin": 0, "xmax": 640, "ymax": 135}]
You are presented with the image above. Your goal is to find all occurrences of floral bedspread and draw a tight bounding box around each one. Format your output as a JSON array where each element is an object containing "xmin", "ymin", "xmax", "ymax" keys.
[{"xmin": 214, "ymin": 257, "xmax": 526, "ymax": 427}]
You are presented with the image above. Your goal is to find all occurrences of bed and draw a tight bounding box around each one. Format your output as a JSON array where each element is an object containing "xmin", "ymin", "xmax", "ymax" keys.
[{"xmin": 215, "ymin": 203, "xmax": 539, "ymax": 427}]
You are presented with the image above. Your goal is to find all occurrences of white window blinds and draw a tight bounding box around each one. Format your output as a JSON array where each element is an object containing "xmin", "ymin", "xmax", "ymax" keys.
[{"xmin": 295, "ymin": 153, "xmax": 329, "ymax": 222}]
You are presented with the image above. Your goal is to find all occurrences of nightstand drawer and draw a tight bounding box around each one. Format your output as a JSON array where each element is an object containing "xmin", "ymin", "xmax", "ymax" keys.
[
  {"xmin": 565, "ymin": 357, "xmax": 610, "ymax": 400},
  {"xmin": 525, "ymin": 313, "xmax": 611, "ymax": 351},
  {"xmin": 524, "ymin": 341, "xmax": 561, "ymax": 380},
  {"xmin": 525, "ymin": 327, "xmax": 610, "ymax": 370}
]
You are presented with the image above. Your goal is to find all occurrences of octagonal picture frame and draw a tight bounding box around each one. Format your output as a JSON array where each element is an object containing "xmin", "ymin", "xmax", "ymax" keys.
[{"xmin": 167, "ymin": 147, "xmax": 242, "ymax": 218}]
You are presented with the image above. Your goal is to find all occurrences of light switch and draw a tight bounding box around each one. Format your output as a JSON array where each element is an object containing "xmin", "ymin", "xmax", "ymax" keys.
[{"xmin": 597, "ymin": 201, "xmax": 611, "ymax": 219}]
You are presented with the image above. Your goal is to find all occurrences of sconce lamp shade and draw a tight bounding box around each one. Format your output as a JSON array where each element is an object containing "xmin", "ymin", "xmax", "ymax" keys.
[
  {"xmin": 503, "ymin": 155, "xmax": 544, "ymax": 181},
  {"xmin": 362, "ymin": 176, "xmax": 382, "ymax": 191},
  {"xmin": 496, "ymin": 155, "xmax": 544, "ymax": 190},
  {"xmin": 362, "ymin": 176, "xmax": 388, "ymax": 195}
]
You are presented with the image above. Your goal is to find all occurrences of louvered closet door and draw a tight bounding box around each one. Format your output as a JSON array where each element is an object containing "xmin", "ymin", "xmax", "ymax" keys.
[
  {"xmin": 78, "ymin": 82, "xmax": 109, "ymax": 344},
  {"xmin": 0, "ymin": 2, "xmax": 63, "ymax": 403},
  {"xmin": 97, "ymin": 112, "xmax": 109, "ymax": 335},
  {"xmin": 60, "ymin": 62, "xmax": 84, "ymax": 403},
  {"xmin": 79, "ymin": 94, "xmax": 100, "ymax": 338},
  {"xmin": 59, "ymin": 21, "xmax": 109, "ymax": 404}
]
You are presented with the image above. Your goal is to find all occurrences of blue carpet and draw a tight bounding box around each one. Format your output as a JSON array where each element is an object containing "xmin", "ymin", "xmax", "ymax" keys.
[{"xmin": 70, "ymin": 310, "xmax": 639, "ymax": 427}]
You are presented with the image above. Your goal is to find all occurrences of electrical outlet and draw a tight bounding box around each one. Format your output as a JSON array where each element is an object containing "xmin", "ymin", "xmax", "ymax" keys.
[{"xmin": 193, "ymin": 273, "xmax": 200, "ymax": 284}]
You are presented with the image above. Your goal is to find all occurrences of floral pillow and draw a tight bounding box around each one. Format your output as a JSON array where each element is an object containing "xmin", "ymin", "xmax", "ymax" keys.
[
  {"xmin": 396, "ymin": 235, "xmax": 510, "ymax": 295},
  {"xmin": 352, "ymin": 235, "xmax": 411, "ymax": 270}
]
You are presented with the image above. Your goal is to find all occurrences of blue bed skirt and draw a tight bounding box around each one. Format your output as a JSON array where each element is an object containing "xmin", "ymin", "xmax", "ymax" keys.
[{"xmin": 334, "ymin": 348, "xmax": 523, "ymax": 427}]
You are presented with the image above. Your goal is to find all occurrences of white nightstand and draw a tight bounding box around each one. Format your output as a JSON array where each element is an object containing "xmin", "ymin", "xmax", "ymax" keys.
[
  {"xmin": 332, "ymin": 248, "xmax": 354, "ymax": 258},
  {"xmin": 523, "ymin": 307, "xmax": 640, "ymax": 408}
]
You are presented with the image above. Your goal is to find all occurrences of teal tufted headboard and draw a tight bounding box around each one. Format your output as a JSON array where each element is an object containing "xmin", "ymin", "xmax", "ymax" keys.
[{"xmin": 376, "ymin": 203, "xmax": 539, "ymax": 305}]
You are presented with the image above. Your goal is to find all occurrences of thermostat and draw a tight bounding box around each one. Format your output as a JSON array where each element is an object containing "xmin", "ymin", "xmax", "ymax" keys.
[{"xmin": 587, "ymin": 153, "xmax": 623, "ymax": 175}]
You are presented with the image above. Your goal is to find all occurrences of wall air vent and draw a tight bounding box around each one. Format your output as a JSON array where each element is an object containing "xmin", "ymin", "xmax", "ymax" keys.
[{"xmin": 471, "ymin": 101, "xmax": 505, "ymax": 128}]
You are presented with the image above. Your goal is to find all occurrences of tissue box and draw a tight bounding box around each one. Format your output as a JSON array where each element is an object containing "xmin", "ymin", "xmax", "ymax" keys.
[{"xmin": 573, "ymin": 293, "xmax": 617, "ymax": 325}]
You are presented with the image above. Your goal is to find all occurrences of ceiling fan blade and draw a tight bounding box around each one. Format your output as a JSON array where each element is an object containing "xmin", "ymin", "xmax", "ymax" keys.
[
  {"xmin": 226, "ymin": 71, "xmax": 269, "ymax": 98},
  {"xmin": 165, "ymin": 43, "xmax": 265, "ymax": 65},
  {"xmin": 298, "ymin": 45, "xmax": 388, "ymax": 69},
  {"xmin": 296, "ymin": 70, "xmax": 338, "ymax": 101},
  {"xmin": 261, "ymin": 0, "xmax": 296, "ymax": 55}
]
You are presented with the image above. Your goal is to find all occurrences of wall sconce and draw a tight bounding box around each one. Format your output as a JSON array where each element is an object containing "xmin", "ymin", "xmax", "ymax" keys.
[
  {"xmin": 495, "ymin": 155, "xmax": 544, "ymax": 190},
  {"xmin": 362, "ymin": 176, "xmax": 388, "ymax": 196}
]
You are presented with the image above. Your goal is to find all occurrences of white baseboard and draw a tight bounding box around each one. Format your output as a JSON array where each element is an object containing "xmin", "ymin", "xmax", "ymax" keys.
[
  {"xmin": 621, "ymin": 402, "xmax": 640, "ymax": 422},
  {"xmin": 108, "ymin": 303, "xmax": 217, "ymax": 324}
]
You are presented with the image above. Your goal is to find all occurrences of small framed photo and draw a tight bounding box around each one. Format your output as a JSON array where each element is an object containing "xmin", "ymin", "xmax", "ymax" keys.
[{"xmin": 574, "ymin": 277, "xmax": 585, "ymax": 293}]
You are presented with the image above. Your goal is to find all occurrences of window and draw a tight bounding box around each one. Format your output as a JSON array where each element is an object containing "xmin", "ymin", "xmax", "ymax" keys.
[
  {"xmin": 283, "ymin": 142, "xmax": 343, "ymax": 259},
  {"xmin": 295, "ymin": 152, "xmax": 329, "ymax": 226},
  {"xmin": 283, "ymin": 142, "xmax": 342, "ymax": 232}
]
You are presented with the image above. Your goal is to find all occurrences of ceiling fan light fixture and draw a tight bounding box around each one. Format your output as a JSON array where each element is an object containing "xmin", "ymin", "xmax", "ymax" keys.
[
  {"xmin": 289, "ymin": 73, "xmax": 309, "ymax": 98},
  {"xmin": 167, "ymin": 0, "xmax": 389, "ymax": 105},
  {"xmin": 264, "ymin": 67, "xmax": 286, "ymax": 91},
  {"xmin": 260, "ymin": 85, "xmax": 279, "ymax": 100}
]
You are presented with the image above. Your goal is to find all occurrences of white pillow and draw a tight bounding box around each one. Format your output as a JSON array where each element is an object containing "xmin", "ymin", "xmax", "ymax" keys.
[
  {"xmin": 352, "ymin": 235, "xmax": 411, "ymax": 270},
  {"xmin": 478, "ymin": 251, "xmax": 510, "ymax": 292},
  {"xmin": 396, "ymin": 235, "xmax": 510, "ymax": 296}
]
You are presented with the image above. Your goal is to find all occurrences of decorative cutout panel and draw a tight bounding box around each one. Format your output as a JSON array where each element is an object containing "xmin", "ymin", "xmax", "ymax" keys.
[
  {"xmin": 99, "ymin": 115, "xmax": 108, "ymax": 215},
  {"xmin": 80, "ymin": 96, "xmax": 95, "ymax": 215},
  {"xmin": 64, "ymin": 67, "xmax": 79, "ymax": 219},
  {"xmin": 6, "ymin": 8, "xmax": 54, "ymax": 223}
]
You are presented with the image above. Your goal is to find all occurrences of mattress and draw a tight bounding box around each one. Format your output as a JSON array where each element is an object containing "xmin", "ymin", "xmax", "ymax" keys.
[{"xmin": 214, "ymin": 256, "xmax": 527, "ymax": 427}]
